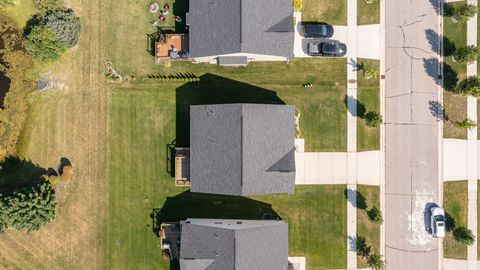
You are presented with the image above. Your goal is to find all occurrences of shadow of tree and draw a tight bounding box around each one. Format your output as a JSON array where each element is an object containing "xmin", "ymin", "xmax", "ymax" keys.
[
  {"xmin": 344, "ymin": 95, "xmax": 366, "ymax": 118},
  {"xmin": 151, "ymin": 191, "xmax": 280, "ymax": 236},
  {"xmin": 175, "ymin": 73, "xmax": 286, "ymax": 147},
  {"xmin": 425, "ymin": 29, "xmax": 456, "ymax": 56},
  {"xmin": 0, "ymin": 156, "xmax": 47, "ymax": 193},
  {"xmin": 423, "ymin": 58, "xmax": 458, "ymax": 91},
  {"xmin": 429, "ymin": 0, "xmax": 442, "ymax": 15},
  {"xmin": 445, "ymin": 211, "xmax": 456, "ymax": 232},
  {"xmin": 428, "ymin": 100, "xmax": 444, "ymax": 122},
  {"xmin": 344, "ymin": 188, "xmax": 367, "ymax": 210}
]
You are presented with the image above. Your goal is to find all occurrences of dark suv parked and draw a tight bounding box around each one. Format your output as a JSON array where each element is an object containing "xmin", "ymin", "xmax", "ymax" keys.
[
  {"xmin": 302, "ymin": 24, "xmax": 334, "ymax": 38},
  {"xmin": 307, "ymin": 39, "xmax": 347, "ymax": 57}
]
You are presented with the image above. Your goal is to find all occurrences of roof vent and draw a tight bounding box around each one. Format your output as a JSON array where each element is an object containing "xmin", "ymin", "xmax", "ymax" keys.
[
  {"xmin": 210, "ymin": 2, "xmax": 216, "ymax": 8},
  {"xmin": 214, "ymin": 221, "xmax": 223, "ymax": 224},
  {"xmin": 236, "ymin": 221, "xmax": 242, "ymax": 224}
]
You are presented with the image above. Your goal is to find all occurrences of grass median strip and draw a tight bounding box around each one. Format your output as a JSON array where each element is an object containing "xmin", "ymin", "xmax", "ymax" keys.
[
  {"xmin": 357, "ymin": 0, "xmax": 380, "ymax": 25},
  {"xmin": 357, "ymin": 59, "xmax": 380, "ymax": 151},
  {"xmin": 443, "ymin": 1, "xmax": 467, "ymax": 139},
  {"xmin": 444, "ymin": 180, "xmax": 468, "ymax": 259},
  {"xmin": 356, "ymin": 185, "xmax": 381, "ymax": 268}
]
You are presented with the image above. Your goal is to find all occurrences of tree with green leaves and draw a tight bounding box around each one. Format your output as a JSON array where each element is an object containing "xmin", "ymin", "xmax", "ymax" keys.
[
  {"xmin": 25, "ymin": 25, "xmax": 65, "ymax": 62},
  {"xmin": 42, "ymin": 9, "xmax": 81, "ymax": 48},
  {"xmin": 453, "ymin": 45, "xmax": 478, "ymax": 64},
  {"xmin": 451, "ymin": 2, "xmax": 477, "ymax": 21},
  {"xmin": 1, "ymin": 181, "xmax": 56, "ymax": 232},
  {"xmin": 367, "ymin": 206, "xmax": 384, "ymax": 225},
  {"xmin": 365, "ymin": 111, "xmax": 383, "ymax": 127},
  {"xmin": 0, "ymin": 0, "xmax": 15, "ymax": 6},
  {"xmin": 453, "ymin": 226, "xmax": 475, "ymax": 245},
  {"xmin": 455, "ymin": 76, "xmax": 480, "ymax": 97},
  {"xmin": 367, "ymin": 253, "xmax": 386, "ymax": 270},
  {"xmin": 32, "ymin": 0, "xmax": 63, "ymax": 15},
  {"xmin": 455, "ymin": 118, "xmax": 477, "ymax": 130}
]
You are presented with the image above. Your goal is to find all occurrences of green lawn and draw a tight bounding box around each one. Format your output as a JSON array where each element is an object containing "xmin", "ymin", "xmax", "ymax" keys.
[
  {"xmin": 107, "ymin": 86, "xmax": 347, "ymax": 269},
  {"xmin": 356, "ymin": 185, "xmax": 380, "ymax": 268},
  {"xmin": 444, "ymin": 91, "xmax": 467, "ymax": 139},
  {"xmin": 357, "ymin": 0, "xmax": 380, "ymax": 25},
  {"xmin": 444, "ymin": 181, "xmax": 468, "ymax": 259},
  {"xmin": 357, "ymin": 59, "xmax": 380, "ymax": 151},
  {"xmin": 107, "ymin": 0, "xmax": 348, "ymax": 152},
  {"xmin": 443, "ymin": 3, "xmax": 467, "ymax": 139},
  {"xmin": 301, "ymin": 0, "xmax": 347, "ymax": 25}
]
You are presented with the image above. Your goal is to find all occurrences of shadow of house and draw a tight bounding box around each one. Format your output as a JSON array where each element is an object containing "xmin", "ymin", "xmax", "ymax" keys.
[
  {"xmin": 175, "ymin": 73, "xmax": 286, "ymax": 147},
  {"xmin": 152, "ymin": 190, "xmax": 280, "ymax": 235},
  {"xmin": 0, "ymin": 156, "xmax": 47, "ymax": 193},
  {"xmin": 173, "ymin": 0, "xmax": 188, "ymax": 34}
]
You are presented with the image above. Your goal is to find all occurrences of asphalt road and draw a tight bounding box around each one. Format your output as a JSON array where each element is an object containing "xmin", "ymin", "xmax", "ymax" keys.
[{"xmin": 384, "ymin": 0, "xmax": 441, "ymax": 269}]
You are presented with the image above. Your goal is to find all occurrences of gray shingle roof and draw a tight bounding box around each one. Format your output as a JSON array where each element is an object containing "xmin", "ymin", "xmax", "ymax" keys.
[
  {"xmin": 190, "ymin": 104, "xmax": 295, "ymax": 196},
  {"xmin": 180, "ymin": 219, "xmax": 288, "ymax": 270},
  {"xmin": 187, "ymin": 0, "xmax": 294, "ymax": 58}
]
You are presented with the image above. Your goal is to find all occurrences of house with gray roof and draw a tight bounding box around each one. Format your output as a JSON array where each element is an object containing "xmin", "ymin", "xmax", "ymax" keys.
[
  {"xmin": 190, "ymin": 104, "xmax": 295, "ymax": 196},
  {"xmin": 180, "ymin": 218, "xmax": 288, "ymax": 270},
  {"xmin": 186, "ymin": 0, "xmax": 294, "ymax": 65}
]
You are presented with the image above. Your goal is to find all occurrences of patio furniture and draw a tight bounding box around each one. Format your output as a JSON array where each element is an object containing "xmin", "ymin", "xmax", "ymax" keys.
[{"xmin": 149, "ymin": 3, "xmax": 159, "ymax": 13}]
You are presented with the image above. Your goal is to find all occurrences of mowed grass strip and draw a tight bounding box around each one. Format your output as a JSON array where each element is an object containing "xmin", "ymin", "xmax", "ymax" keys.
[
  {"xmin": 301, "ymin": 0, "xmax": 347, "ymax": 25},
  {"xmin": 356, "ymin": 185, "xmax": 380, "ymax": 268},
  {"xmin": 357, "ymin": 0, "xmax": 380, "ymax": 25},
  {"xmin": 357, "ymin": 59, "xmax": 380, "ymax": 151},
  {"xmin": 443, "ymin": 180, "xmax": 468, "ymax": 259},
  {"xmin": 443, "ymin": 1, "xmax": 467, "ymax": 139},
  {"xmin": 107, "ymin": 86, "xmax": 347, "ymax": 269}
]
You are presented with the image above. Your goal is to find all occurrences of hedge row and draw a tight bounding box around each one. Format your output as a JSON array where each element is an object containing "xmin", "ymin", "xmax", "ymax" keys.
[{"xmin": 146, "ymin": 73, "xmax": 200, "ymax": 82}]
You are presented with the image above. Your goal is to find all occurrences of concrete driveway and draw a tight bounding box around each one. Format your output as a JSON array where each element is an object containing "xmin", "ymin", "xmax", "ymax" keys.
[
  {"xmin": 384, "ymin": 0, "xmax": 441, "ymax": 269},
  {"xmin": 293, "ymin": 12, "xmax": 379, "ymax": 60}
]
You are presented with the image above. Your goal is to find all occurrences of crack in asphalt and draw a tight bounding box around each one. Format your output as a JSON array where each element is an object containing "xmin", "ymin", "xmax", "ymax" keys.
[{"xmin": 385, "ymin": 245, "xmax": 438, "ymax": 253}]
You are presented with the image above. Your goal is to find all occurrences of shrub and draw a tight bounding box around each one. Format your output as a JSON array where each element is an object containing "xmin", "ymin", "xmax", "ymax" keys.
[
  {"xmin": 1, "ymin": 181, "xmax": 56, "ymax": 232},
  {"xmin": 356, "ymin": 236, "xmax": 371, "ymax": 258},
  {"xmin": 25, "ymin": 25, "xmax": 65, "ymax": 62},
  {"xmin": 451, "ymin": 2, "xmax": 477, "ymax": 21},
  {"xmin": 455, "ymin": 76, "xmax": 480, "ymax": 96},
  {"xmin": 0, "ymin": 0, "xmax": 15, "ymax": 6},
  {"xmin": 453, "ymin": 226, "xmax": 475, "ymax": 246},
  {"xmin": 367, "ymin": 206, "xmax": 383, "ymax": 224},
  {"xmin": 365, "ymin": 111, "xmax": 383, "ymax": 127},
  {"xmin": 32, "ymin": 0, "xmax": 64, "ymax": 15},
  {"xmin": 367, "ymin": 253, "xmax": 386, "ymax": 270},
  {"xmin": 453, "ymin": 45, "xmax": 478, "ymax": 64},
  {"xmin": 455, "ymin": 118, "xmax": 477, "ymax": 130},
  {"xmin": 41, "ymin": 9, "xmax": 81, "ymax": 48}
]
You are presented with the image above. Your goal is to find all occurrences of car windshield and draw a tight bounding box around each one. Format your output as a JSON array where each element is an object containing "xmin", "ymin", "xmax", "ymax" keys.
[
  {"xmin": 434, "ymin": 215, "xmax": 445, "ymax": 222},
  {"xmin": 321, "ymin": 42, "xmax": 335, "ymax": 53}
]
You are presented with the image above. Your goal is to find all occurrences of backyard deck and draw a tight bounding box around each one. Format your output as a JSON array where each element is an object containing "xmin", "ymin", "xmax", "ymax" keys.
[{"xmin": 155, "ymin": 34, "xmax": 189, "ymax": 63}]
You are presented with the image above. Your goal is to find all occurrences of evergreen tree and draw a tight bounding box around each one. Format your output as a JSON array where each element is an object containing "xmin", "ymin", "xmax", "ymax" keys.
[
  {"xmin": 2, "ymin": 182, "xmax": 56, "ymax": 232},
  {"xmin": 25, "ymin": 25, "xmax": 65, "ymax": 62},
  {"xmin": 42, "ymin": 9, "xmax": 81, "ymax": 48}
]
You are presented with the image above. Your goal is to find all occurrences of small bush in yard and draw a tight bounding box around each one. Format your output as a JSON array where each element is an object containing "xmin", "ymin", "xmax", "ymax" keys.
[
  {"xmin": 365, "ymin": 111, "xmax": 383, "ymax": 127},
  {"xmin": 455, "ymin": 118, "xmax": 477, "ymax": 130},
  {"xmin": 367, "ymin": 206, "xmax": 383, "ymax": 225},
  {"xmin": 367, "ymin": 253, "xmax": 386, "ymax": 270}
]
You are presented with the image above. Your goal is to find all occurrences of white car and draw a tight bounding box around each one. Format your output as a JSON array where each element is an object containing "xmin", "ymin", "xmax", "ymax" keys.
[{"xmin": 430, "ymin": 207, "xmax": 445, "ymax": 238}]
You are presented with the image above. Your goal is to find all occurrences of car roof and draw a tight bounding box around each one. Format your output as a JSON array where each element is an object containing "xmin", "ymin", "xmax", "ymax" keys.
[{"xmin": 431, "ymin": 207, "xmax": 444, "ymax": 216}]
